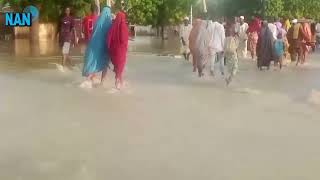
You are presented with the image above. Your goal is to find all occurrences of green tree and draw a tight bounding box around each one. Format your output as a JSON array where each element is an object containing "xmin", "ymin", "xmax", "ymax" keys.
[
  {"xmin": 125, "ymin": 0, "xmax": 161, "ymax": 25},
  {"xmin": 2, "ymin": 0, "xmax": 92, "ymax": 22},
  {"xmin": 265, "ymin": 0, "xmax": 284, "ymax": 18}
]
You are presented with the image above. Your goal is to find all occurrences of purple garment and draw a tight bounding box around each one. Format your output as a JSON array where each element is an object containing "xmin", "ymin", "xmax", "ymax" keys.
[
  {"xmin": 280, "ymin": 28, "xmax": 287, "ymax": 38},
  {"xmin": 275, "ymin": 21, "xmax": 282, "ymax": 30},
  {"xmin": 59, "ymin": 16, "xmax": 74, "ymax": 46}
]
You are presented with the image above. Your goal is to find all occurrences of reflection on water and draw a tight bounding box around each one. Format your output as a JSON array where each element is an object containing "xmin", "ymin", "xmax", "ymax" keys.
[
  {"xmin": 13, "ymin": 39, "xmax": 59, "ymax": 57},
  {"xmin": 128, "ymin": 36, "xmax": 181, "ymax": 55},
  {"xmin": 1, "ymin": 35, "xmax": 181, "ymax": 57}
]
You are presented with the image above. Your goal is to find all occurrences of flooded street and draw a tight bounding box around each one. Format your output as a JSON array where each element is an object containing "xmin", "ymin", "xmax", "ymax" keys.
[{"xmin": 1, "ymin": 37, "xmax": 320, "ymax": 180}]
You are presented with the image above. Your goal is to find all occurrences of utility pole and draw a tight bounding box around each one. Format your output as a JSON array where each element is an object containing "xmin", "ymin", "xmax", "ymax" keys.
[
  {"xmin": 203, "ymin": 0, "xmax": 208, "ymax": 20},
  {"xmin": 203, "ymin": 0, "xmax": 207, "ymax": 13},
  {"xmin": 190, "ymin": 5, "xmax": 193, "ymax": 25}
]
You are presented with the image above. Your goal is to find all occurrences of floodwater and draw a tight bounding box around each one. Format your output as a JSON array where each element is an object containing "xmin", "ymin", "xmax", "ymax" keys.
[
  {"xmin": 1, "ymin": 37, "xmax": 320, "ymax": 180},
  {"xmin": 0, "ymin": 35, "xmax": 181, "ymax": 57}
]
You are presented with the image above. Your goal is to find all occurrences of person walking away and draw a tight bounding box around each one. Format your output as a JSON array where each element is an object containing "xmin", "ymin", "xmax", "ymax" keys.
[
  {"xmin": 224, "ymin": 27, "xmax": 239, "ymax": 85},
  {"xmin": 189, "ymin": 19, "xmax": 203, "ymax": 73},
  {"xmin": 300, "ymin": 20, "xmax": 312, "ymax": 64},
  {"xmin": 274, "ymin": 33, "xmax": 285, "ymax": 70},
  {"xmin": 237, "ymin": 16, "xmax": 249, "ymax": 58},
  {"xmin": 82, "ymin": 4, "xmax": 99, "ymax": 43},
  {"xmin": 179, "ymin": 17, "xmax": 192, "ymax": 61},
  {"xmin": 286, "ymin": 19, "xmax": 309, "ymax": 65},
  {"xmin": 58, "ymin": 7, "xmax": 77, "ymax": 72},
  {"xmin": 81, "ymin": 6, "xmax": 113, "ymax": 89},
  {"xmin": 287, "ymin": 19, "xmax": 299, "ymax": 63},
  {"xmin": 268, "ymin": 19, "xmax": 278, "ymax": 41},
  {"xmin": 193, "ymin": 20, "xmax": 210, "ymax": 77},
  {"xmin": 257, "ymin": 21, "xmax": 274, "ymax": 70},
  {"xmin": 275, "ymin": 22, "xmax": 289, "ymax": 65},
  {"xmin": 107, "ymin": 11, "xmax": 129, "ymax": 90},
  {"xmin": 247, "ymin": 16, "xmax": 261, "ymax": 60},
  {"xmin": 207, "ymin": 19, "xmax": 225, "ymax": 77}
]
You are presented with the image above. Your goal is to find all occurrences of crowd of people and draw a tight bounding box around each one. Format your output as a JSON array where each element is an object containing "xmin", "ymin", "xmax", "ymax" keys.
[
  {"xmin": 56, "ymin": 1, "xmax": 320, "ymax": 89},
  {"xmin": 57, "ymin": 0, "xmax": 129, "ymax": 90},
  {"xmin": 179, "ymin": 15, "xmax": 320, "ymax": 85}
]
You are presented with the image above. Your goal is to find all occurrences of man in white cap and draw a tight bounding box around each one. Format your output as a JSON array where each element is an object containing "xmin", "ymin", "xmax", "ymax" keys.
[
  {"xmin": 287, "ymin": 18, "xmax": 303, "ymax": 63},
  {"xmin": 179, "ymin": 16, "xmax": 192, "ymax": 60},
  {"xmin": 237, "ymin": 16, "xmax": 249, "ymax": 58}
]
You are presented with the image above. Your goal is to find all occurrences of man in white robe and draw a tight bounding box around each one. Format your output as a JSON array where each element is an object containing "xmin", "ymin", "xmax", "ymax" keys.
[
  {"xmin": 207, "ymin": 19, "xmax": 225, "ymax": 76},
  {"xmin": 237, "ymin": 16, "xmax": 249, "ymax": 58},
  {"xmin": 179, "ymin": 17, "xmax": 192, "ymax": 60}
]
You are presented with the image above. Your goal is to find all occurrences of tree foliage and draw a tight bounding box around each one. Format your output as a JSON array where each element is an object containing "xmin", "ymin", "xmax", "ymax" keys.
[
  {"xmin": 1, "ymin": 0, "xmax": 320, "ymax": 24},
  {"xmin": 1, "ymin": 0, "xmax": 93, "ymax": 22}
]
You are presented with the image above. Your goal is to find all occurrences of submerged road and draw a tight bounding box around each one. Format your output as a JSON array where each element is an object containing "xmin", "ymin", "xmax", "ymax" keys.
[{"xmin": 0, "ymin": 51, "xmax": 320, "ymax": 179}]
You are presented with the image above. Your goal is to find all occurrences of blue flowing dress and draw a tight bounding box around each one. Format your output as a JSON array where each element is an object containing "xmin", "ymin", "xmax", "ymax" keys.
[{"xmin": 82, "ymin": 7, "xmax": 112, "ymax": 77}]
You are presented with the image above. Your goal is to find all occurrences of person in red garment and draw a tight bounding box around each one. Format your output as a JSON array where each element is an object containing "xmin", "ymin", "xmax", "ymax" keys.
[
  {"xmin": 82, "ymin": 5, "xmax": 99, "ymax": 43},
  {"xmin": 107, "ymin": 10, "xmax": 129, "ymax": 90}
]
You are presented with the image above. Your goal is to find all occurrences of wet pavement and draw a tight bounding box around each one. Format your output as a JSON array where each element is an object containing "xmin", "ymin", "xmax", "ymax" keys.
[{"xmin": 1, "ymin": 38, "xmax": 320, "ymax": 179}]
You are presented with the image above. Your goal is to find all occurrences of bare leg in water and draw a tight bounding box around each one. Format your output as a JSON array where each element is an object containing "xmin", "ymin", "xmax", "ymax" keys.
[
  {"xmin": 62, "ymin": 54, "xmax": 73, "ymax": 70},
  {"xmin": 80, "ymin": 73, "xmax": 95, "ymax": 89},
  {"xmin": 101, "ymin": 66, "xmax": 109, "ymax": 85},
  {"xmin": 115, "ymin": 78, "xmax": 122, "ymax": 90},
  {"xmin": 62, "ymin": 54, "xmax": 68, "ymax": 69}
]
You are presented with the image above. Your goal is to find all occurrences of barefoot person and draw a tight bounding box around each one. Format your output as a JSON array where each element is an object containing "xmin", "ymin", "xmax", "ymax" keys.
[
  {"xmin": 247, "ymin": 16, "xmax": 261, "ymax": 60},
  {"xmin": 57, "ymin": 7, "xmax": 77, "ymax": 71},
  {"xmin": 179, "ymin": 17, "xmax": 192, "ymax": 61},
  {"xmin": 189, "ymin": 18, "xmax": 202, "ymax": 73},
  {"xmin": 257, "ymin": 21, "xmax": 274, "ymax": 70},
  {"xmin": 274, "ymin": 33, "xmax": 285, "ymax": 70},
  {"xmin": 207, "ymin": 18, "xmax": 225, "ymax": 77},
  {"xmin": 194, "ymin": 20, "xmax": 210, "ymax": 77},
  {"xmin": 107, "ymin": 10, "xmax": 129, "ymax": 90},
  {"xmin": 237, "ymin": 16, "xmax": 249, "ymax": 58},
  {"xmin": 224, "ymin": 26, "xmax": 239, "ymax": 85},
  {"xmin": 287, "ymin": 19, "xmax": 309, "ymax": 65},
  {"xmin": 81, "ymin": 6, "xmax": 113, "ymax": 89}
]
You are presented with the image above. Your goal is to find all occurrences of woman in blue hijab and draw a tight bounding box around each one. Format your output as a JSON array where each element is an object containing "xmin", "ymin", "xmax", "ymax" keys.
[{"xmin": 81, "ymin": 6, "xmax": 112, "ymax": 88}]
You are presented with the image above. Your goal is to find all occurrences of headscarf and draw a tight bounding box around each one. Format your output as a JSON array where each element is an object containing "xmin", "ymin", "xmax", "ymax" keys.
[
  {"xmin": 284, "ymin": 19, "xmax": 291, "ymax": 31},
  {"xmin": 247, "ymin": 17, "xmax": 261, "ymax": 33},
  {"xmin": 189, "ymin": 19, "xmax": 202, "ymax": 53},
  {"xmin": 82, "ymin": 7, "xmax": 112, "ymax": 77},
  {"xmin": 82, "ymin": 13, "xmax": 98, "ymax": 42},
  {"xmin": 107, "ymin": 11, "xmax": 129, "ymax": 52},
  {"xmin": 257, "ymin": 21, "xmax": 274, "ymax": 67},
  {"xmin": 302, "ymin": 22, "xmax": 311, "ymax": 42},
  {"xmin": 275, "ymin": 21, "xmax": 282, "ymax": 30},
  {"xmin": 195, "ymin": 20, "xmax": 209, "ymax": 54}
]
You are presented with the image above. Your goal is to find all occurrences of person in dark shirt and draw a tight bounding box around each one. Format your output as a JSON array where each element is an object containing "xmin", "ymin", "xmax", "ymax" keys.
[{"xmin": 57, "ymin": 7, "xmax": 77, "ymax": 71}]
